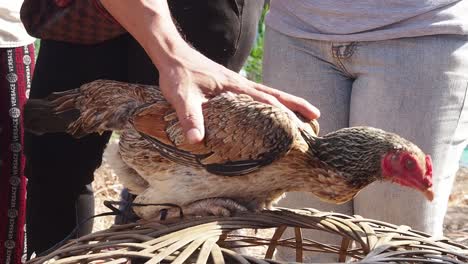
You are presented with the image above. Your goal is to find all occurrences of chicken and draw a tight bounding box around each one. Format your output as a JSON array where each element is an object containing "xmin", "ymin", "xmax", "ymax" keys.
[{"xmin": 24, "ymin": 80, "xmax": 434, "ymax": 220}]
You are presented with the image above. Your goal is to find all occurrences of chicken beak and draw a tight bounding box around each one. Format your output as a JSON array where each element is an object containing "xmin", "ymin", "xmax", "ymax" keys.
[{"xmin": 421, "ymin": 187, "xmax": 434, "ymax": 201}]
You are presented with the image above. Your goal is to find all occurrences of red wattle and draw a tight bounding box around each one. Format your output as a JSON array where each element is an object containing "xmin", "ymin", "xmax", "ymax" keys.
[{"xmin": 425, "ymin": 155, "xmax": 433, "ymax": 177}]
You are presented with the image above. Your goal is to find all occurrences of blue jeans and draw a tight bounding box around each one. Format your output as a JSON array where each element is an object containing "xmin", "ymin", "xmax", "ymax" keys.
[{"xmin": 263, "ymin": 27, "xmax": 468, "ymax": 261}]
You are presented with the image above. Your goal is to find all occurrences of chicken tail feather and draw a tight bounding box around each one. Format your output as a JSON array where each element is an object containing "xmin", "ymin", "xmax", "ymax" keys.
[
  {"xmin": 24, "ymin": 97, "xmax": 80, "ymax": 136},
  {"xmin": 25, "ymin": 79, "xmax": 163, "ymax": 138}
]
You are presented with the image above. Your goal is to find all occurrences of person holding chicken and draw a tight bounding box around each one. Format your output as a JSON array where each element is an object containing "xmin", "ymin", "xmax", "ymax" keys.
[{"xmin": 23, "ymin": 0, "xmax": 320, "ymax": 257}]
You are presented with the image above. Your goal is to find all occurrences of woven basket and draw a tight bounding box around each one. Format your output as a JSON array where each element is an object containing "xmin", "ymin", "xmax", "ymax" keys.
[{"xmin": 28, "ymin": 208, "xmax": 467, "ymax": 263}]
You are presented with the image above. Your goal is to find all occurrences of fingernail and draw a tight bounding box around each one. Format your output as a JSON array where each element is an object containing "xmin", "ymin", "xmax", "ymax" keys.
[
  {"xmin": 186, "ymin": 128, "xmax": 203, "ymax": 144},
  {"xmin": 313, "ymin": 107, "xmax": 321, "ymax": 118}
]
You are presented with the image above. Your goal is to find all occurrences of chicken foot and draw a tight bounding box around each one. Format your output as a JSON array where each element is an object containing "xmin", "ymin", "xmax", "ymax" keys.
[{"xmin": 159, "ymin": 198, "xmax": 248, "ymax": 220}]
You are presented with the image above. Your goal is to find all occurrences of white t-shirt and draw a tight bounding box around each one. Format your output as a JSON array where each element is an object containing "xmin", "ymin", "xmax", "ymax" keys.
[
  {"xmin": 266, "ymin": 0, "xmax": 468, "ymax": 41},
  {"xmin": 0, "ymin": 0, "xmax": 35, "ymax": 48}
]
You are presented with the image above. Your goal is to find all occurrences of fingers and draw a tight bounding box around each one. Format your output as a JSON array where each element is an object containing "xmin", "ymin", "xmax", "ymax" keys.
[
  {"xmin": 162, "ymin": 86, "xmax": 206, "ymax": 144},
  {"xmin": 236, "ymin": 86, "xmax": 306, "ymax": 127},
  {"xmin": 250, "ymin": 82, "xmax": 321, "ymax": 120},
  {"xmin": 223, "ymin": 73, "xmax": 320, "ymax": 120},
  {"xmin": 175, "ymin": 97, "xmax": 205, "ymax": 144},
  {"xmin": 220, "ymin": 72, "xmax": 320, "ymax": 127}
]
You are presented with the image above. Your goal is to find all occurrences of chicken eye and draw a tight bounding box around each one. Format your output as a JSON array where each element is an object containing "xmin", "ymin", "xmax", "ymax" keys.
[{"xmin": 404, "ymin": 158, "xmax": 415, "ymax": 170}]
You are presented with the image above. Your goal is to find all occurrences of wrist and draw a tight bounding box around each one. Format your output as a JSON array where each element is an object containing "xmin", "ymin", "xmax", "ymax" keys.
[
  {"xmin": 143, "ymin": 22, "xmax": 189, "ymax": 71},
  {"xmin": 99, "ymin": 0, "xmax": 186, "ymax": 68}
]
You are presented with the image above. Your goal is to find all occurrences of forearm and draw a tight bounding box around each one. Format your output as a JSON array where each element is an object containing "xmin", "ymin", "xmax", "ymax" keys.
[{"xmin": 99, "ymin": 0, "xmax": 188, "ymax": 70}]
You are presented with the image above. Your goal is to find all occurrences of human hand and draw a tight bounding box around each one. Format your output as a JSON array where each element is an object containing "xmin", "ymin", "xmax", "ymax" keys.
[{"xmin": 157, "ymin": 43, "xmax": 320, "ymax": 144}]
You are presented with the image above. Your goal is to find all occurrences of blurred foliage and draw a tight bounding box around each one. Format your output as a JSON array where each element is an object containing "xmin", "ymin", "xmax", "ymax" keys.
[
  {"xmin": 243, "ymin": 4, "xmax": 268, "ymax": 83},
  {"xmin": 34, "ymin": 39, "xmax": 40, "ymax": 60}
]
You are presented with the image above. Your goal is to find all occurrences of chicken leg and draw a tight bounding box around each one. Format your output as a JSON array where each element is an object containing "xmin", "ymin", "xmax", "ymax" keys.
[{"xmin": 133, "ymin": 198, "xmax": 248, "ymax": 220}]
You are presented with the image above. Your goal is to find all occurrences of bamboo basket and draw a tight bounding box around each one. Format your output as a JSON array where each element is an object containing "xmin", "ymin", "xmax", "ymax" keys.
[{"xmin": 28, "ymin": 208, "xmax": 468, "ymax": 264}]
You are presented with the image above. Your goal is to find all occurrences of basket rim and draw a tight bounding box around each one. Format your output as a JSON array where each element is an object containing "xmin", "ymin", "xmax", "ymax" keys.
[{"xmin": 28, "ymin": 208, "xmax": 468, "ymax": 264}]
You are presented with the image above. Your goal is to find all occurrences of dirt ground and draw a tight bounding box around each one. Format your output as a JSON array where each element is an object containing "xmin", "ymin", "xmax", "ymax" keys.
[
  {"xmin": 91, "ymin": 142, "xmax": 468, "ymax": 246},
  {"xmin": 444, "ymin": 167, "xmax": 468, "ymax": 245}
]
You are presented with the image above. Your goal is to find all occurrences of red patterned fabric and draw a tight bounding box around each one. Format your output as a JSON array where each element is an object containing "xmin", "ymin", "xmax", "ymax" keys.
[
  {"xmin": 91, "ymin": 0, "xmax": 119, "ymax": 24},
  {"xmin": 54, "ymin": 0, "xmax": 72, "ymax": 8},
  {"xmin": 0, "ymin": 44, "xmax": 35, "ymax": 264},
  {"xmin": 21, "ymin": 0, "xmax": 125, "ymax": 45},
  {"xmin": 53, "ymin": 0, "xmax": 116, "ymax": 23}
]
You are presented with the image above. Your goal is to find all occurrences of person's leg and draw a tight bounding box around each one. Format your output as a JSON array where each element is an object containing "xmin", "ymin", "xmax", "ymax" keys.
[
  {"xmin": 25, "ymin": 35, "xmax": 130, "ymax": 256},
  {"xmin": 263, "ymin": 27, "xmax": 354, "ymax": 262},
  {"xmin": 349, "ymin": 35, "xmax": 468, "ymax": 236},
  {"xmin": 0, "ymin": 44, "xmax": 35, "ymax": 264}
]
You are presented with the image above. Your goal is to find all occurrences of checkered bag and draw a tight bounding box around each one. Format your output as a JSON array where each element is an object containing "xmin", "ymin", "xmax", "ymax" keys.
[{"xmin": 20, "ymin": 0, "xmax": 126, "ymax": 45}]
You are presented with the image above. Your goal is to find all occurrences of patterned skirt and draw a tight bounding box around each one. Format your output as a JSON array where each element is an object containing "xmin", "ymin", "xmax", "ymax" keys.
[{"xmin": 0, "ymin": 44, "xmax": 35, "ymax": 264}]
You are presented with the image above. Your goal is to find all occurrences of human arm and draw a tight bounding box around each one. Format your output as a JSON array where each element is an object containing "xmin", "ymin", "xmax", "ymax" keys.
[{"xmin": 99, "ymin": 0, "xmax": 320, "ymax": 143}]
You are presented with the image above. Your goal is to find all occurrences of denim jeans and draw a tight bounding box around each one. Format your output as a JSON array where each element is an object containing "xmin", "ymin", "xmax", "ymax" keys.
[{"xmin": 263, "ymin": 27, "xmax": 468, "ymax": 262}]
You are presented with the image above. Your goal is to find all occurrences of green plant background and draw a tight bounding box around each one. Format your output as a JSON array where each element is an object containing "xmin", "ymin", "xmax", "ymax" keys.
[{"xmin": 242, "ymin": 5, "xmax": 267, "ymax": 83}]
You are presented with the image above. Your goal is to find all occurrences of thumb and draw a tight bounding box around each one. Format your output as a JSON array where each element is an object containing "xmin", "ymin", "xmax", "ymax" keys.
[{"xmin": 171, "ymin": 94, "xmax": 205, "ymax": 144}]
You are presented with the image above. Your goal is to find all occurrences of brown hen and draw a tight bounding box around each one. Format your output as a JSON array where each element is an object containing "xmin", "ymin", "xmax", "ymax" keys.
[{"xmin": 25, "ymin": 80, "xmax": 434, "ymax": 219}]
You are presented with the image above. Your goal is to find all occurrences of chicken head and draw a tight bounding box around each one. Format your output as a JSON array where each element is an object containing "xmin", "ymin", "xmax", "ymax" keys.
[{"xmin": 382, "ymin": 151, "xmax": 434, "ymax": 201}]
